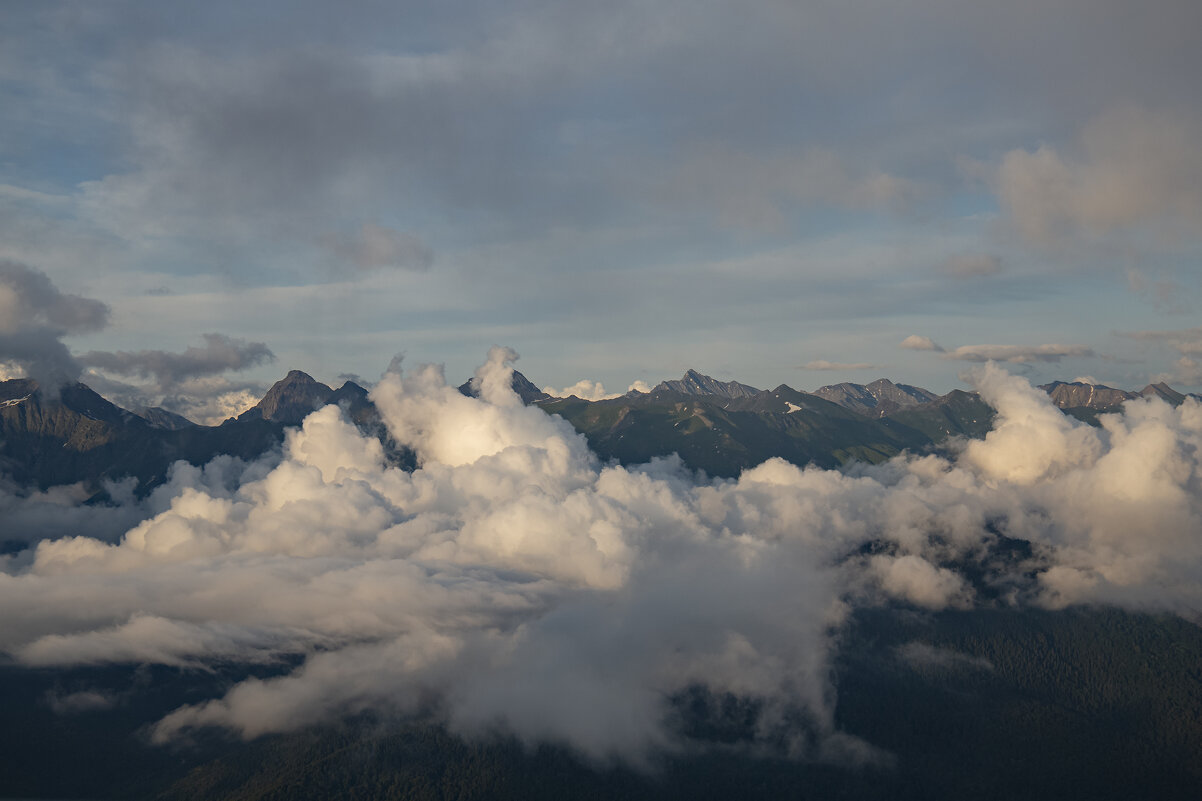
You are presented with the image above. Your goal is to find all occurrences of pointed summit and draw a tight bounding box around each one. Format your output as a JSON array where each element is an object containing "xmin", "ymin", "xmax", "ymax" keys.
[
  {"xmin": 864, "ymin": 378, "xmax": 938, "ymax": 406},
  {"xmin": 457, "ymin": 370, "xmax": 551, "ymax": 405},
  {"xmin": 239, "ymin": 370, "xmax": 334, "ymax": 424},
  {"xmin": 1139, "ymin": 382, "xmax": 1187, "ymax": 406},
  {"xmin": 652, "ymin": 369, "xmax": 760, "ymax": 399}
]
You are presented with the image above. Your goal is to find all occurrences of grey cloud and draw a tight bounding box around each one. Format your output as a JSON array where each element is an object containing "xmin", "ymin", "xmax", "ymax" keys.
[
  {"xmin": 0, "ymin": 260, "xmax": 108, "ymax": 334},
  {"xmin": 0, "ymin": 260, "xmax": 110, "ymax": 389},
  {"xmin": 52, "ymin": 0, "xmax": 1200, "ymax": 252},
  {"xmin": 0, "ymin": 478, "xmax": 146, "ymax": 546},
  {"xmin": 80, "ymin": 333, "xmax": 275, "ymax": 389}
]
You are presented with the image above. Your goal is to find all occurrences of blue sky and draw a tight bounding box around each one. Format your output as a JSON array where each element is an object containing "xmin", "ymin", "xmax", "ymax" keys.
[{"xmin": 2, "ymin": 0, "xmax": 1201, "ymax": 418}]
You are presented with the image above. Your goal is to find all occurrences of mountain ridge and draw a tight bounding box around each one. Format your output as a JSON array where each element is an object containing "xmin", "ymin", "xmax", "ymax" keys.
[
  {"xmin": 2, "ymin": 369, "xmax": 1200, "ymax": 493},
  {"xmin": 652, "ymin": 369, "xmax": 761, "ymax": 399}
]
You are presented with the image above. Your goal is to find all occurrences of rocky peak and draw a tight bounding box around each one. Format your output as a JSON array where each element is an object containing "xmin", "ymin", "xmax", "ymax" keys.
[
  {"xmin": 239, "ymin": 370, "xmax": 334, "ymax": 424},
  {"xmin": 457, "ymin": 370, "xmax": 551, "ymax": 405},
  {"xmin": 1139, "ymin": 382, "xmax": 1187, "ymax": 406},
  {"xmin": 652, "ymin": 369, "xmax": 760, "ymax": 399},
  {"xmin": 1039, "ymin": 381, "xmax": 1135, "ymax": 410},
  {"xmin": 864, "ymin": 378, "xmax": 938, "ymax": 406}
]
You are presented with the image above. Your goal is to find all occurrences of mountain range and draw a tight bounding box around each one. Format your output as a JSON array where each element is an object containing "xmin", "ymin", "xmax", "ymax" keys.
[{"xmin": 1, "ymin": 369, "xmax": 1197, "ymax": 493}]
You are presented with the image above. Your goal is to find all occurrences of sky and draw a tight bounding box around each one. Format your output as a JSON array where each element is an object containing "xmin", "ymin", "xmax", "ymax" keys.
[{"xmin": 3, "ymin": 0, "xmax": 1202, "ymax": 417}]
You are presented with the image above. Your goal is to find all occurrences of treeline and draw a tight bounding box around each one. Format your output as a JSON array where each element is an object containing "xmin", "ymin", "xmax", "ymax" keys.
[{"xmin": 1, "ymin": 606, "xmax": 1199, "ymax": 800}]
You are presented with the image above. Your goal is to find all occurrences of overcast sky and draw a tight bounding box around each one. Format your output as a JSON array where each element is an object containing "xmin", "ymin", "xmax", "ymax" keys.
[{"xmin": 3, "ymin": 0, "xmax": 1202, "ymax": 403}]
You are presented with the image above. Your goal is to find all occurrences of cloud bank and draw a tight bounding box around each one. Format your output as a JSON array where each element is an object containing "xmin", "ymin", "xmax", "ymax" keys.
[{"xmin": 3, "ymin": 348, "xmax": 1202, "ymax": 763}]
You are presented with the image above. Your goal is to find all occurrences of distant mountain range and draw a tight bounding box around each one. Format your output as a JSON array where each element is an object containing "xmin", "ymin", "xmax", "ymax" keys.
[
  {"xmin": 1, "ymin": 369, "xmax": 1198, "ymax": 493},
  {"xmin": 539, "ymin": 372, "xmax": 993, "ymax": 477},
  {"xmin": 0, "ymin": 372, "xmax": 383, "ymax": 494}
]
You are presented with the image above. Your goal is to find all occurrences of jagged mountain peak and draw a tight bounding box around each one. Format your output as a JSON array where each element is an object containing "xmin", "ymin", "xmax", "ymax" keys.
[{"xmin": 653, "ymin": 370, "xmax": 760, "ymax": 399}]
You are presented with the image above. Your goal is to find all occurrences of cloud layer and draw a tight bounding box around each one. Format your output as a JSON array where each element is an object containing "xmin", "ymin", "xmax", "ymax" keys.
[{"xmin": 3, "ymin": 348, "xmax": 1202, "ymax": 762}]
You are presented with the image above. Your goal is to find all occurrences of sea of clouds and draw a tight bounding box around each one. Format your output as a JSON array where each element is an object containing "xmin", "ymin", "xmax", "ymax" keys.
[{"xmin": 2, "ymin": 346, "xmax": 1201, "ymax": 762}]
